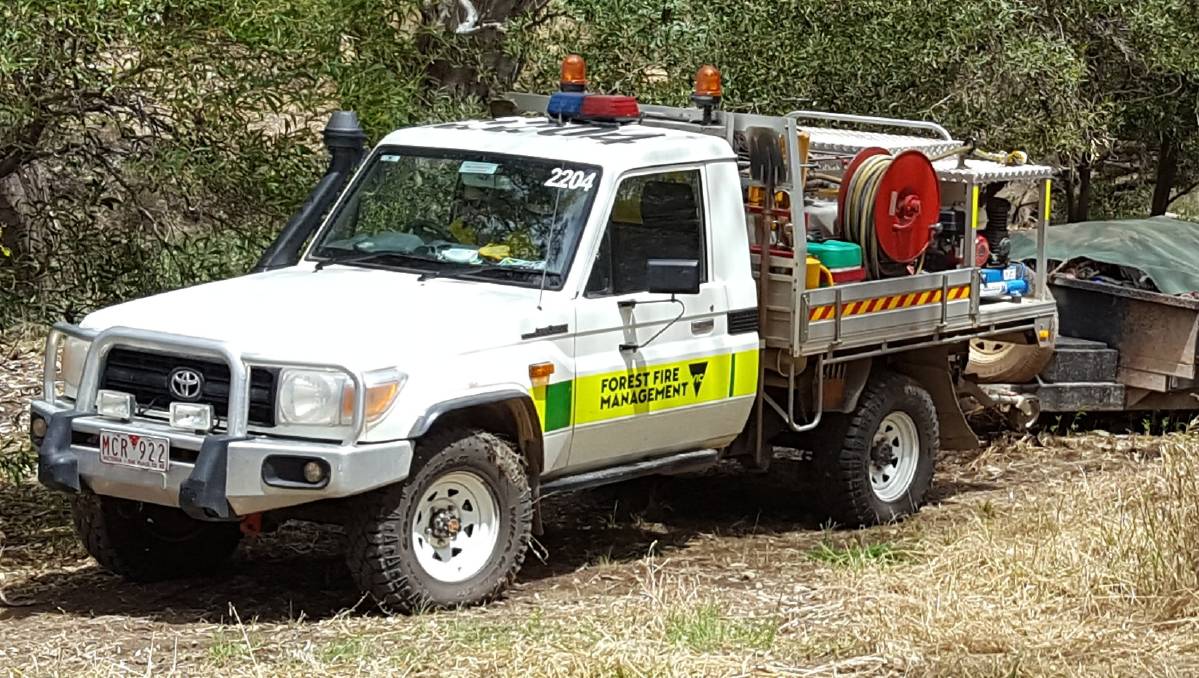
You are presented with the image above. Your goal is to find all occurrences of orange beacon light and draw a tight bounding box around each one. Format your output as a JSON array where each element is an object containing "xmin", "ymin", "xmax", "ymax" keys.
[
  {"xmin": 692, "ymin": 64, "xmax": 722, "ymax": 124},
  {"xmin": 560, "ymin": 54, "xmax": 587, "ymax": 92}
]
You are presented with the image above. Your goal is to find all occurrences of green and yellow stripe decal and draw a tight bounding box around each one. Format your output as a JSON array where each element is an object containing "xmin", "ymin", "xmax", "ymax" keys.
[
  {"xmin": 532, "ymin": 380, "xmax": 572, "ymax": 433},
  {"xmin": 530, "ymin": 349, "xmax": 759, "ymax": 432}
]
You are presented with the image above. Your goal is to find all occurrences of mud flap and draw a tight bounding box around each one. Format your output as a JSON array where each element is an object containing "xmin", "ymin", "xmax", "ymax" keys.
[{"xmin": 893, "ymin": 347, "xmax": 980, "ymax": 451}]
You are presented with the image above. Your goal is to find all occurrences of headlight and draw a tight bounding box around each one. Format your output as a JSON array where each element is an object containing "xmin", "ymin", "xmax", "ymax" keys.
[
  {"xmin": 60, "ymin": 336, "xmax": 90, "ymax": 400},
  {"xmin": 276, "ymin": 368, "xmax": 404, "ymax": 427},
  {"xmin": 278, "ymin": 370, "xmax": 348, "ymax": 426}
]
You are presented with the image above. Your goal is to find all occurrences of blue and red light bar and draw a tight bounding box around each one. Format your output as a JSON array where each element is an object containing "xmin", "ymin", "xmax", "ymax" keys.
[{"xmin": 547, "ymin": 92, "xmax": 640, "ymax": 123}]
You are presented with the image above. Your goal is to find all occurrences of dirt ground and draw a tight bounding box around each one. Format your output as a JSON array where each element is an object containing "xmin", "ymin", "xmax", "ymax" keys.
[{"xmin": 3, "ymin": 339, "xmax": 1199, "ymax": 676}]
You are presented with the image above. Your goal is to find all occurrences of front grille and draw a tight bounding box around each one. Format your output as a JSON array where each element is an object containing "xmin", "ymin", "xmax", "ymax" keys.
[{"xmin": 100, "ymin": 348, "xmax": 277, "ymax": 427}]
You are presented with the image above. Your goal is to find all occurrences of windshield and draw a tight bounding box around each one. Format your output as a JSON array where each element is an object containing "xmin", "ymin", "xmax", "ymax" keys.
[{"xmin": 310, "ymin": 147, "xmax": 602, "ymax": 287}]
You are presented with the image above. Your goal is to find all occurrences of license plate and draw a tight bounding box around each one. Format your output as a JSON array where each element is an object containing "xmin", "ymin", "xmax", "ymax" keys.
[{"xmin": 99, "ymin": 430, "xmax": 170, "ymax": 473}]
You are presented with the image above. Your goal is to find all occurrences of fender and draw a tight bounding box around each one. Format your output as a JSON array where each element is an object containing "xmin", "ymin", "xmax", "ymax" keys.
[
  {"xmin": 828, "ymin": 358, "xmax": 874, "ymax": 414},
  {"xmin": 407, "ymin": 389, "xmax": 536, "ymax": 440},
  {"xmin": 407, "ymin": 389, "xmax": 546, "ymax": 479},
  {"xmin": 892, "ymin": 346, "xmax": 980, "ymax": 451}
]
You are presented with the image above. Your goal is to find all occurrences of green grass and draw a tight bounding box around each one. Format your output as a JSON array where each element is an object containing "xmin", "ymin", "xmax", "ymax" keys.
[
  {"xmin": 320, "ymin": 637, "xmax": 370, "ymax": 663},
  {"xmin": 0, "ymin": 438, "xmax": 35, "ymax": 485},
  {"xmin": 807, "ymin": 540, "xmax": 907, "ymax": 567},
  {"xmin": 664, "ymin": 602, "xmax": 777, "ymax": 652},
  {"xmin": 206, "ymin": 631, "xmax": 248, "ymax": 666}
]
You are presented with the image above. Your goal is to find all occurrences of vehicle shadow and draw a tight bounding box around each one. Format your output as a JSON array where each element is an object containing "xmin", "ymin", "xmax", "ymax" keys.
[{"xmin": 0, "ymin": 453, "xmax": 995, "ymax": 625}]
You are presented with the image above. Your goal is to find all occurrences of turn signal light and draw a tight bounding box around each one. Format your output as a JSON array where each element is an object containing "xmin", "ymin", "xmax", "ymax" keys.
[
  {"xmin": 365, "ymin": 383, "xmax": 399, "ymax": 420},
  {"xmin": 529, "ymin": 362, "xmax": 555, "ymax": 387},
  {"xmin": 560, "ymin": 54, "xmax": 587, "ymax": 91},
  {"xmin": 341, "ymin": 382, "xmax": 401, "ymax": 422},
  {"xmin": 529, "ymin": 362, "xmax": 555, "ymax": 380}
]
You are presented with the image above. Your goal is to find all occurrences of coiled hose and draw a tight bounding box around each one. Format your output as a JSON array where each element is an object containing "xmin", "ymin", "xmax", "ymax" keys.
[
  {"xmin": 830, "ymin": 144, "xmax": 1025, "ymax": 278},
  {"xmin": 841, "ymin": 154, "xmax": 901, "ymax": 278}
]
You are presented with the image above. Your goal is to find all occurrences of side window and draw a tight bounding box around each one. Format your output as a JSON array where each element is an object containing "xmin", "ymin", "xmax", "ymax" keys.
[{"xmin": 585, "ymin": 169, "xmax": 706, "ymax": 296}]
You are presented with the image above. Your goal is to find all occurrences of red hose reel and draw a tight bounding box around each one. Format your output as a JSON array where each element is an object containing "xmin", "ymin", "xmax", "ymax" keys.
[{"xmin": 838, "ymin": 147, "xmax": 940, "ymax": 269}]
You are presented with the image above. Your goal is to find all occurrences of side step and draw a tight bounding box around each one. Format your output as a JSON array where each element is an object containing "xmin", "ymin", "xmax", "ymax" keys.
[{"xmin": 540, "ymin": 449, "xmax": 719, "ymax": 497}]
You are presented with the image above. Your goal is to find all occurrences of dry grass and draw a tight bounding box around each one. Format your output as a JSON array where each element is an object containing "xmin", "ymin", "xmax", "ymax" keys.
[
  {"xmin": 2, "ymin": 435, "xmax": 1198, "ymax": 676},
  {"xmin": 3, "ymin": 333, "xmax": 1199, "ymax": 676}
]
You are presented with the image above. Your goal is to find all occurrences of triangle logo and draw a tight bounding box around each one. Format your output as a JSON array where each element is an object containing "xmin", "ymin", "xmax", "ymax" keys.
[{"xmin": 688, "ymin": 362, "xmax": 708, "ymax": 395}]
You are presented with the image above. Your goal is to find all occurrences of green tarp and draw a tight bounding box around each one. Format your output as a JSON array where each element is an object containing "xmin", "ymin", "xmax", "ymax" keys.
[{"xmin": 1010, "ymin": 216, "xmax": 1199, "ymax": 295}]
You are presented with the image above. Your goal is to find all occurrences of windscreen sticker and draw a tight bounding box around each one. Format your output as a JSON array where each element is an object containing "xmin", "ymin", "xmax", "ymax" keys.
[
  {"xmin": 459, "ymin": 160, "xmax": 500, "ymax": 175},
  {"xmin": 381, "ymin": 154, "xmax": 402, "ymax": 163}
]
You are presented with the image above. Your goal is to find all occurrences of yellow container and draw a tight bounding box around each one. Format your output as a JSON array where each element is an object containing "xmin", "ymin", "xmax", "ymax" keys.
[{"xmin": 805, "ymin": 256, "xmax": 834, "ymax": 288}]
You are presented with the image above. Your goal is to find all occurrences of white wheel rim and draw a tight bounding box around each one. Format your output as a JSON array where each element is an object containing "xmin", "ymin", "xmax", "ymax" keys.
[
  {"xmin": 411, "ymin": 470, "xmax": 500, "ymax": 584},
  {"xmin": 971, "ymin": 339, "xmax": 1009, "ymax": 355},
  {"xmin": 869, "ymin": 412, "xmax": 920, "ymax": 503}
]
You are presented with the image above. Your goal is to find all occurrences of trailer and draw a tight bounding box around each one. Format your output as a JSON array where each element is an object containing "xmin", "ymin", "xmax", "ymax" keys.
[
  {"xmin": 973, "ymin": 218, "xmax": 1199, "ymax": 423},
  {"xmin": 977, "ymin": 275, "xmax": 1199, "ymax": 422}
]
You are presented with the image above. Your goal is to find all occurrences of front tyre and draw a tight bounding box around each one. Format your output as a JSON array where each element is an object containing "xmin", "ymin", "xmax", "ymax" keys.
[
  {"xmin": 345, "ymin": 429, "xmax": 532, "ymax": 613},
  {"xmin": 813, "ymin": 371, "xmax": 938, "ymax": 527},
  {"xmin": 71, "ymin": 494, "xmax": 242, "ymax": 582}
]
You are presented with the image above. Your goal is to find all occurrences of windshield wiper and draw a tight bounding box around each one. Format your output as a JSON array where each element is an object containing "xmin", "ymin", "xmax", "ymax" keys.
[
  {"xmin": 314, "ymin": 250, "xmax": 427, "ymax": 271},
  {"xmin": 417, "ymin": 264, "xmax": 553, "ymax": 283},
  {"xmin": 417, "ymin": 264, "xmax": 492, "ymax": 282}
]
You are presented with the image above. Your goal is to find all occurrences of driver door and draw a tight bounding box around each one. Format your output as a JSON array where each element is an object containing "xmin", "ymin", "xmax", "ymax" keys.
[{"xmin": 567, "ymin": 166, "xmax": 751, "ymax": 471}]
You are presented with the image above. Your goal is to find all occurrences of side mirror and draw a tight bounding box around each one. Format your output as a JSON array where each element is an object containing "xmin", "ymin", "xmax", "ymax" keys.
[{"xmin": 646, "ymin": 258, "xmax": 700, "ymax": 295}]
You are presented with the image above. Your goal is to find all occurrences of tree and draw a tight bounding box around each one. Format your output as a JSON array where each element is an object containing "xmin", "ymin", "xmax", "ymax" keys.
[
  {"xmin": 4, "ymin": 0, "xmax": 1199, "ymax": 327},
  {"xmin": 0, "ymin": 0, "xmax": 546, "ymax": 325}
]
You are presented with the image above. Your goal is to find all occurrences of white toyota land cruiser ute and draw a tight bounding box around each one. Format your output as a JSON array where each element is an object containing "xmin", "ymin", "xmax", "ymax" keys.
[{"xmin": 29, "ymin": 59, "xmax": 1059, "ymax": 612}]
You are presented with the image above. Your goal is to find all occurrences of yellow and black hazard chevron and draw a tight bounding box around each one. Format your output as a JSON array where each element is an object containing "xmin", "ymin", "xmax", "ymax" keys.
[{"xmin": 808, "ymin": 285, "xmax": 970, "ymax": 322}]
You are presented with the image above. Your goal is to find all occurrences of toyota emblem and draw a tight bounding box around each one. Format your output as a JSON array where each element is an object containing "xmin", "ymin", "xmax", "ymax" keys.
[{"xmin": 168, "ymin": 367, "xmax": 204, "ymax": 401}]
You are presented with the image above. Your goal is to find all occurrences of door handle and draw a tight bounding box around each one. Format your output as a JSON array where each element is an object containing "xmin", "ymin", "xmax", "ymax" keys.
[{"xmin": 691, "ymin": 319, "xmax": 715, "ymax": 335}]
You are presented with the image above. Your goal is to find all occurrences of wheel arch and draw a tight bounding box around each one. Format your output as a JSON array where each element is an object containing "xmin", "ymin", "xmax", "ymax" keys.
[
  {"xmin": 889, "ymin": 345, "xmax": 979, "ymax": 451},
  {"xmin": 826, "ymin": 357, "xmax": 875, "ymax": 414},
  {"xmin": 408, "ymin": 391, "xmax": 545, "ymax": 480}
]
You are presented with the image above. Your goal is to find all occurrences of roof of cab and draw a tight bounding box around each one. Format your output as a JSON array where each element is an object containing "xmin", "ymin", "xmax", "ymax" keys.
[{"xmin": 377, "ymin": 116, "xmax": 735, "ymax": 172}]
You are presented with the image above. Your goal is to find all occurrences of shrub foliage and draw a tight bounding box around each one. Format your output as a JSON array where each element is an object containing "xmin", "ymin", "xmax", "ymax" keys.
[{"xmin": 1, "ymin": 0, "xmax": 1198, "ymax": 327}]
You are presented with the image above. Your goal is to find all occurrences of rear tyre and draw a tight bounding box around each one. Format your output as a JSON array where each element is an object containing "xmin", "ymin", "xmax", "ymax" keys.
[
  {"xmin": 345, "ymin": 428, "xmax": 532, "ymax": 614},
  {"xmin": 812, "ymin": 371, "xmax": 938, "ymax": 527},
  {"xmin": 71, "ymin": 494, "xmax": 242, "ymax": 582},
  {"xmin": 967, "ymin": 338, "xmax": 1054, "ymax": 383}
]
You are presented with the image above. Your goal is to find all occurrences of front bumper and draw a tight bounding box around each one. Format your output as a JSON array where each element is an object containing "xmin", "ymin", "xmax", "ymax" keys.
[
  {"xmin": 32, "ymin": 399, "xmax": 413, "ymax": 519},
  {"xmin": 32, "ymin": 320, "xmax": 414, "ymax": 519}
]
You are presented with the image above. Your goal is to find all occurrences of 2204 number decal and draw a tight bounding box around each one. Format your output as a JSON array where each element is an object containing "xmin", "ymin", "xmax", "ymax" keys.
[{"xmin": 543, "ymin": 168, "xmax": 597, "ymax": 191}]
